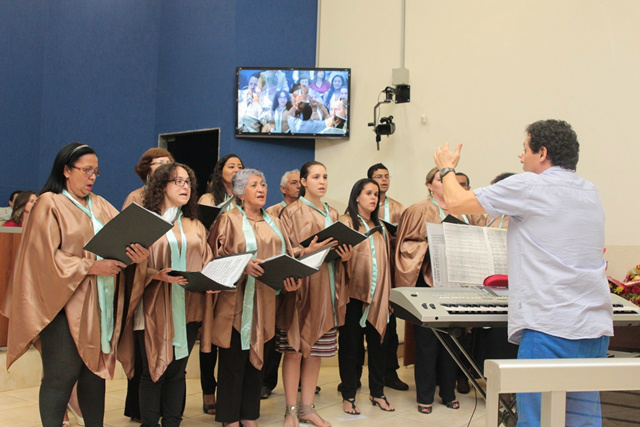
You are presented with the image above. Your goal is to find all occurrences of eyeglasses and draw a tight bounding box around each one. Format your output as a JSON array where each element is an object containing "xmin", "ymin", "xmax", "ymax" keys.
[
  {"xmin": 372, "ymin": 174, "xmax": 390, "ymax": 179},
  {"xmin": 167, "ymin": 178, "xmax": 191, "ymax": 187},
  {"xmin": 150, "ymin": 159, "xmax": 171, "ymax": 166},
  {"xmin": 73, "ymin": 166, "xmax": 101, "ymax": 177}
]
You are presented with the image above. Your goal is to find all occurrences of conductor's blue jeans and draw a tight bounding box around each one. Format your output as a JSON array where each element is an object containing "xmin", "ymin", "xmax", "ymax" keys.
[{"xmin": 516, "ymin": 329, "xmax": 609, "ymax": 427}]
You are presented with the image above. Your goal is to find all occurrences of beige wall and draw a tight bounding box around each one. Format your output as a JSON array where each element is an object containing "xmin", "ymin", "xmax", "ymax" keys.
[{"xmin": 316, "ymin": 0, "xmax": 640, "ymax": 260}]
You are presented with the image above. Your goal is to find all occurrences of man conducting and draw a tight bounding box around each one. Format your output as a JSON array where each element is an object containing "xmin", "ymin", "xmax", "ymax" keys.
[{"xmin": 433, "ymin": 119, "xmax": 613, "ymax": 427}]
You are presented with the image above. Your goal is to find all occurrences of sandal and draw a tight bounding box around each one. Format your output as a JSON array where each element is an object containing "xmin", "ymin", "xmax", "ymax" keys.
[
  {"xmin": 203, "ymin": 393, "xmax": 216, "ymax": 415},
  {"xmin": 442, "ymin": 399, "xmax": 460, "ymax": 409},
  {"xmin": 298, "ymin": 404, "xmax": 331, "ymax": 427},
  {"xmin": 369, "ymin": 395, "xmax": 395, "ymax": 412},
  {"xmin": 342, "ymin": 398, "xmax": 360, "ymax": 415},
  {"xmin": 417, "ymin": 404, "xmax": 433, "ymax": 414},
  {"xmin": 284, "ymin": 405, "xmax": 299, "ymax": 427}
]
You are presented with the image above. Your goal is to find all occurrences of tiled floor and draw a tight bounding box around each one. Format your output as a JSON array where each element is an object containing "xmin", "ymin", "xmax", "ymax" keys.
[{"xmin": 0, "ymin": 364, "xmax": 488, "ymax": 427}]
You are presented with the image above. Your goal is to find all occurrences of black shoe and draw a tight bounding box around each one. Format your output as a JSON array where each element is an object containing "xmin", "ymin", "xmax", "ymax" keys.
[
  {"xmin": 457, "ymin": 379, "xmax": 471, "ymax": 394},
  {"xmin": 297, "ymin": 385, "xmax": 321, "ymax": 394},
  {"xmin": 260, "ymin": 386, "xmax": 272, "ymax": 399},
  {"xmin": 384, "ymin": 376, "xmax": 409, "ymax": 391},
  {"xmin": 337, "ymin": 381, "xmax": 361, "ymax": 392}
]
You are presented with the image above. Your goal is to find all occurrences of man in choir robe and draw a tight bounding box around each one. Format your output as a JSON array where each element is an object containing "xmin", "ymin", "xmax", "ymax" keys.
[
  {"xmin": 265, "ymin": 169, "xmax": 300, "ymax": 219},
  {"xmin": 368, "ymin": 163, "xmax": 408, "ymax": 391},
  {"xmin": 433, "ymin": 119, "xmax": 613, "ymax": 427}
]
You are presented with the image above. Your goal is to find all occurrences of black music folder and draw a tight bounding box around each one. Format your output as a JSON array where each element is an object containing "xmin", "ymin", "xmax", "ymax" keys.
[
  {"xmin": 197, "ymin": 197, "xmax": 234, "ymax": 230},
  {"xmin": 300, "ymin": 222, "xmax": 382, "ymax": 262},
  {"xmin": 443, "ymin": 214, "xmax": 466, "ymax": 225},
  {"xmin": 257, "ymin": 247, "xmax": 331, "ymax": 291},
  {"xmin": 380, "ymin": 219, "xmax": 398, "ymax": 236},
  {"xmin": 84, "ymin": 203, "xmax": 172, "ymax": 265},
  {"xmin": 170, "ymin": 251, "xmax": 254, "ymax": 293}
]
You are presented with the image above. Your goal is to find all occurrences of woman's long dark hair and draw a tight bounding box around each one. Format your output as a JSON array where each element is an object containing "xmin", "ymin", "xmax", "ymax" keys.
[
  {"xmin": 346, "ymin": 178, "xmax": 381, "ymax": 232},
  {"xmin": 206, "ymin": 154, "xmax": 244, "ymax": 205},
  {"xmin": 40, "ymin": 142, "xmax": 97, "ymax": 195},
  {"xmin": 9, "ymin": 191, "xmax": 36, "ymax": 225},
  {"xmin": 143, "ymin": 163, "xmax": 198, "ymax": 219},
  {"xmin": 298, "ymin": 160, "xmax": 325, "ymax": 198}
]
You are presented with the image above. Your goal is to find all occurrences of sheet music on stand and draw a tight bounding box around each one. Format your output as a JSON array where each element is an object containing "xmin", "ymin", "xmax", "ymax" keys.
[
  {"xmin": 426, "ymin": 222, "xmax": 452, "ymax": 287},
  {"xmin": 426, "ymin": 222, "xmax": 508, "ymax": 286}
]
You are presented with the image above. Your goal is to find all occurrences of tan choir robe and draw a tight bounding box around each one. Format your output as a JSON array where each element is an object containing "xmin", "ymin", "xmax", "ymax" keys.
[
  {"xmin": 377, "ymin": 196, "xmax": 405, "ymax": 224},
  {"xmin": 123, "ymin": 187, "xmax": 145, "ymax": 209},
  {"xmin": 338, "ymin": 215, "xmax": 392, "ymax": 340},
  {"xmin": 395, "ymin": 198, "xmax": 486, "ymax": 288},
  {"xmin": 265, "ymin": 201, "xmax": 286, "ymax": 218},
  {"xmin": 277, "ymin": 199, "xmax": 348, "ymax": 357},
  {"xmin": 378, "ymin": 195, "xmax": 405, "ymax": 287},
  {"xmin": 2, "ymin": 192, "xmax": 125, "ymax": 379},
  {"xmin": 395, "ymin": 197, "xmax": 485, "ymax": 364},
  {"xmin": 204, "ymin": 208, "xmax": 289, "ymax": 370},
  {"xmin": 119, "ymin": 217, "xmax": 214, "ymax": 382}
]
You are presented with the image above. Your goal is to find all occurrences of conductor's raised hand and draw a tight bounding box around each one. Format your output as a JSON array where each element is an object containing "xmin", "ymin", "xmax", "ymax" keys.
[
  {"xmin": 153, "ymin": 268, "xmax": 188, "ymax": 285},
  {"xmin": 282, "ymin": 277, "xmax": 302, "ymax": 292},
  {"xmin": 335, "ymin": 243, "xmax": 354, "ymax": 262},
  {"xmin": 126, "ymin": 243, "xmax": 149, "ymax": 264},
  {"xmin": 434, "ymin": 142, "xmax": 463, "ymax": 170},
  {"xmin": 245, "ymin": 258, "xmax": 265, "ymax": 278},
  {"xmin": 89, "ymin": 259, "xmax": 127, "ymax": 278},
  {"xmin": 304, "ymin": 235, "xmax": 336, "ymax": 256}
]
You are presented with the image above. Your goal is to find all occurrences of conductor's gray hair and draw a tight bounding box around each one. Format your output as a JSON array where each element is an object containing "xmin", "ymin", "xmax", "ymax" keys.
[
  {"xmin": 280, "ymin": 169, "xmax": 300, "ymax": 187},
  {"xmin": 232, "ymin": 168, "xmax": 266, "ymax": 197}
]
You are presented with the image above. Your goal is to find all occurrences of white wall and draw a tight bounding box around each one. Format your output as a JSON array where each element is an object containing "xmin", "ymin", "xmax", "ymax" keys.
[{"xmin": 316, "ymin": 0, "xmax": 640, "ymax": 261}]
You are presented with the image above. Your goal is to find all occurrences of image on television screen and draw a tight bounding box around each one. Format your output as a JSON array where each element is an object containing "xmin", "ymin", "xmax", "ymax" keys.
[{"xmin": 236, "ymin": 67, "xmax": 350, "ymax": 139}]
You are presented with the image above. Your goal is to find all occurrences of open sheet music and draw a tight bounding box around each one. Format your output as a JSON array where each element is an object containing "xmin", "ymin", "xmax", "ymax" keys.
[
  {"xmin": 258, "ymin": 247, "xmax": 331, "ymax": 291},
  {"xmin": 300, "ymin": 222, "xmax": 382, "ymax": 262},
  {"xmin": 426, "ymin": 222, "xmax": 508, "ymax": 287},
  {"xmin": 171, "ymin": 251, "xmax": 254, "ymax": 293}
]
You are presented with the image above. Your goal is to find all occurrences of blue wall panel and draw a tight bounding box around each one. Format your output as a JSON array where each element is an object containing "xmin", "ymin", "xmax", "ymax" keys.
[
  {"xmin": 0, "ymin": 0, "xmax": 317, "ymax": 208},
  {"xmin": 0, "ymin": 1, "xmax": 48, "ymax": 201}
]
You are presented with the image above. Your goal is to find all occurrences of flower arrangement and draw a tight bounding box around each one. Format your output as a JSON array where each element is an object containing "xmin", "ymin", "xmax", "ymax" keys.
[{"xmin": 608, "ymin": 264, "xmax": 640, "ymax": 307}]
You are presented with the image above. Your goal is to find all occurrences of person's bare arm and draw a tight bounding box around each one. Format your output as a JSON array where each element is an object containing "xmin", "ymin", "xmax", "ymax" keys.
[{"xmin": 433, "ymin": 142, "xmax": 486, "ymax": 215}]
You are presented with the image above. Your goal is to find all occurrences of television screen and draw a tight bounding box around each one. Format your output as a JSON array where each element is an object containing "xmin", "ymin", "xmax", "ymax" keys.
[{"xmin": 236, "ymin": 67, "xmax": 350, "ymax": 139}]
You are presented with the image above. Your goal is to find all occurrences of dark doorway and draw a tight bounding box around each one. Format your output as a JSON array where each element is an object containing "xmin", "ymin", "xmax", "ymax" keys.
[{"xmin": 158, "ymin": 128, "xmax": 220, "ymax": 198}]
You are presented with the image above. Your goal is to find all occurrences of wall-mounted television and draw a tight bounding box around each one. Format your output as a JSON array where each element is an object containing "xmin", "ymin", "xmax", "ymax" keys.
[{"xmin": 236, "ymin": 67, "xmax": 350, "ymax": 139}]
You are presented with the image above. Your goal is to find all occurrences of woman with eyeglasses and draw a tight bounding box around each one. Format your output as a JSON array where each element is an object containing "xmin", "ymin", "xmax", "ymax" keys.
[
  {"xmin": 120, "ymin": 147, "xmax": 174, "ymax": 424},
  {"xmin": 205, "ymin": 168, "xmax": 301, "ymax": 427},
  {"xmin": 197, "ymin": 153, "xmax": 244, "ymax": 416},
  {"xmin": 123, "ymin": 148, "xmax": 174, "ymax": 209},
  {"xmin": 121, "ymin": 162, "xmax": 215, "ymax": 427},
  {"xmin": 1, "ymin": 142, "xmax": 149, "ymax": 427},
  {"xmin": 395, "ymin": 167, "xmax": 485, "ymax": 415}
]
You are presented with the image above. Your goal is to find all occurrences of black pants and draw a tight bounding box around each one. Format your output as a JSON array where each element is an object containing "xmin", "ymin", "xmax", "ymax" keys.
[
  {"xmin": 338, "ymin": 299, "xmax": 386, "ymax": 400},
  {"xmin": 138, "ymin": 322, "xmax": 199, "ymax": 427},
  {"xmin": 216, "ymin": 329, "xmax": 270, "ymax": 423},
  {"xmin": 199, "ymin": 343, "xmax": 218, "ymax": 395},
  {"xmin": 414, "ymin": 326, "xmax": 457, "ymax": 405},
  {"xmin": 383, "ymin": 313, "xmax": 400, "ymax": 379},
  {"xmin": 124, "ymin": 331, "xmax": 143, "ymax": 419},
  {"xmin": 262, "ymin": 339, "xmax": 282, "ymax": 391},
  {"xmin": 39, "ymin": 312, "xmax": 105, "ymax": 427}
]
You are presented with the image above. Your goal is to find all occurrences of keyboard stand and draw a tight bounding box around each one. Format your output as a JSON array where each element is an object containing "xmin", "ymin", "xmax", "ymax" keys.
[{"xmin": 432, "ymin": 327, "xmax": 518, "ymax": 426}]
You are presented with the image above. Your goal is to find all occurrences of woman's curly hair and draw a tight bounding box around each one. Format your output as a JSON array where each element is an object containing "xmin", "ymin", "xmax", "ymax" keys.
[
  {"xmin": 526, "ymin": 120, "xmax": 579, "ymax": 171},
  {"xmin": 143, "ymin": 162, "xmax": 198, "ymax": 219}
]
